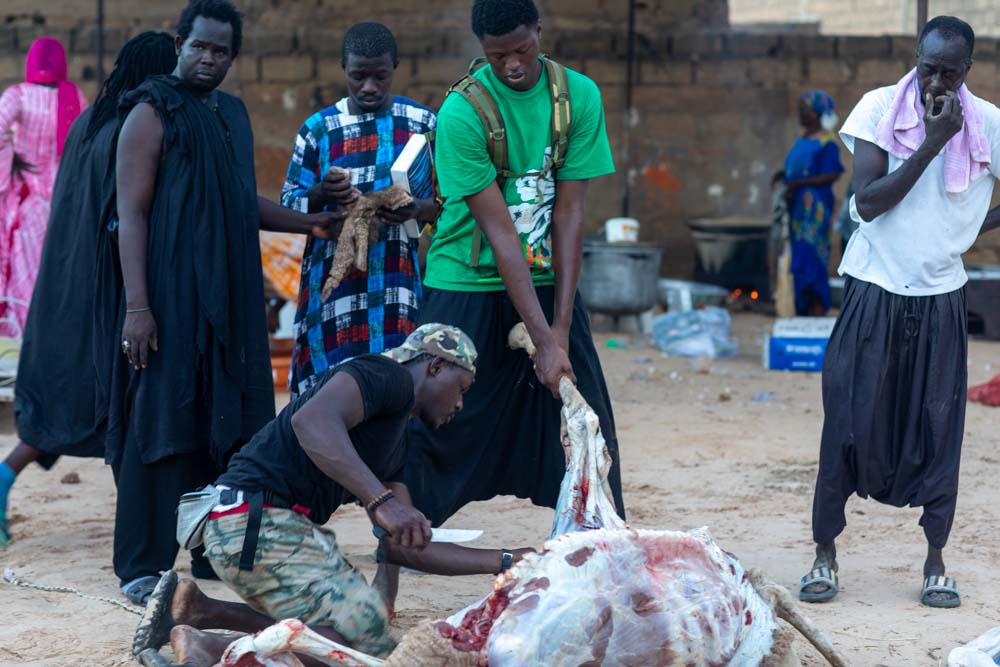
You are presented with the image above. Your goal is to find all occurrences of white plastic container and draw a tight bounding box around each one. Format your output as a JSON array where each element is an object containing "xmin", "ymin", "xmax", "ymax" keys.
[{"xmin": 604, "ymin": 217, "xmax": 639, "ymax": 243}]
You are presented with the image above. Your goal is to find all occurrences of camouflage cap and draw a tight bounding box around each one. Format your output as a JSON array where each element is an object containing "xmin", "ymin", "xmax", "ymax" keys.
[{"xmin": 382, "ymin": 323, "xmax": 477, "ymax": 374}]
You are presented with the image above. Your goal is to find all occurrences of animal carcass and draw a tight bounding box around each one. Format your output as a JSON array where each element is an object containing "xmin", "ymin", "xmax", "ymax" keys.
[{"xmin": 210, "ymin": 324, "xmax": 848, "ymax": 667}]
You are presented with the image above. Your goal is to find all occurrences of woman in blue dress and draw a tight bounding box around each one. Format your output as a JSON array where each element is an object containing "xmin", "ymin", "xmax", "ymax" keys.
[{"xmin": 782, "ymin": 91, "xmax": 844, "ymax": 316}]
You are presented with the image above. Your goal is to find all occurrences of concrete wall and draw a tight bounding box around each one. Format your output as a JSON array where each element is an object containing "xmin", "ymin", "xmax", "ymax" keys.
[
  {"xmin": 731, "ymin": 0, "xmax": 1000, "ymax": 38},
  {"xmin": 2, "ymin": 0, "xmax": 998, "ymax": 277}
]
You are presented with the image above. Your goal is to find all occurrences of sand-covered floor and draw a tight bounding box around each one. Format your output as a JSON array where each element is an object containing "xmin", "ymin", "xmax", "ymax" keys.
[{"xmin": 2, "ymin": 313, "xmax": 998, "ymax": 666}]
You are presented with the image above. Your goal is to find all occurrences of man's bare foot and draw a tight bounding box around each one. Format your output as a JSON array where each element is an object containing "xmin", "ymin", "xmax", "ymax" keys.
[
  {"xmin": 171, "ymin": 625, "xmax": 239, "ymax": 667},
  {"xmin": 172, "ymin": 578, "xmax": 211, "ymax": 627}
]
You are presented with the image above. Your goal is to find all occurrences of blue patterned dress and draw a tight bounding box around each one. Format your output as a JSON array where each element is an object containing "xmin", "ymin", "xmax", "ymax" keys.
[{"xmin": 784, "ymin": 133, "xmax": 844, "ymax": 314}]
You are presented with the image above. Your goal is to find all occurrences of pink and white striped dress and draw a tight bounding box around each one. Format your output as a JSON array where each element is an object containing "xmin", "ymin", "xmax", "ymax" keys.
[{"xmin": 0, "ymin": 82, "xmax": 88, "ymax": 337}]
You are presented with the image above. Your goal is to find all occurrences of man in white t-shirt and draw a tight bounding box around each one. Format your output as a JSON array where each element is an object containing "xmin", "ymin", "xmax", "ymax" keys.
[{"xmin": 800, "ymin": 16, "xmax": 1000, "ymax": 609}]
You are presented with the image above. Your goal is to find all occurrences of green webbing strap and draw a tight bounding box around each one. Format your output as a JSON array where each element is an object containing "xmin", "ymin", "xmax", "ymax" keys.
[
  {"xmin": 450, "ymin": 73, "xmax": 509, "ymax": 267},
  {"xmin": 545, "ymin": 58, "xmax": 572, "ymax": 169}
]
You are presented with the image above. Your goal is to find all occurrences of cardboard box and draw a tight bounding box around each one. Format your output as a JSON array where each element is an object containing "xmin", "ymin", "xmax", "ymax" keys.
[{"xmin": 762, "ymin": 317, "xmax": 836, "ymax": 372}]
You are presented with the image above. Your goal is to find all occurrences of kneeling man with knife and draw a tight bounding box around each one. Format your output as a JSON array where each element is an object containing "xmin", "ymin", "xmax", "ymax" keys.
[{"xmin": 132, "ymin": 323, "xmax": 533, "ymax": 666}]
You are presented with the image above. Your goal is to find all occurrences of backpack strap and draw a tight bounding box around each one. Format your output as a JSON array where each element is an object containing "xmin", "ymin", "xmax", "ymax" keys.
[
  {"xmin": 544, "ymin": 57, "xmax": 572, "ymax": 169},
  {"xmin": 448, "ymin": 62, "xmax": 511, "ymax": 267}
]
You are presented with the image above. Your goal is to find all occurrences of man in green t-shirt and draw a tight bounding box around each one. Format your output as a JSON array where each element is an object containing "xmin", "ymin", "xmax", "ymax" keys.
[{"xmin": 406, "ymin": 0, "xmax": 625, "ymax": 525}]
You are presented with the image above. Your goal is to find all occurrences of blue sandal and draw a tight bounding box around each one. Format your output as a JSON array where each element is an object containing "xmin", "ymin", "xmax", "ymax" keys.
[
  {"xmin": 122, "ymin": 575, "xmax": 160, "ymax": 606},
  {"xmin": 921, "ymin": 575, "xmax": 961, "ymax": 608},
  {"xmin": 799, "ymin": 565, "xmax": 839, "ymax": 603}
]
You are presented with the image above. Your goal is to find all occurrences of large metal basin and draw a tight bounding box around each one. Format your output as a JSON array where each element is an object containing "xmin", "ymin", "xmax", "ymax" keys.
[{"xmin": 578, "ymin": 241, "xmax": 663, "ymax": 316}]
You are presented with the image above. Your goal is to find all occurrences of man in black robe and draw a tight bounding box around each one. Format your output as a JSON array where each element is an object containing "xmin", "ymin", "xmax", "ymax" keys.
[
  {"xmin": 109, "ymin": 0, "xmax": 340, "ymax": 604},
  {"xmin": 1, "ymin": 32, "xmax": 178, "ymax": 549}
]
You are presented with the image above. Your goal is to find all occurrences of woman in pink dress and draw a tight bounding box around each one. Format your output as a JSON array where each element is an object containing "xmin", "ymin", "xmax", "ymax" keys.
[{"xmin": 0, "ymin": 37, "xmax": 87, "ymax": 336}]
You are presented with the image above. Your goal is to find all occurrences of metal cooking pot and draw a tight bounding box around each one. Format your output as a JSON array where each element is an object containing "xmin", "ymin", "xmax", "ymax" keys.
[{"xmin": 578, "ymin": 241, "xmax": 663, "ymax": 316}]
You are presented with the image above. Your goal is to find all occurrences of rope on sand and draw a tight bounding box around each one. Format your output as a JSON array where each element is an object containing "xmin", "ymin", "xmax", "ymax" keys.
[{"xmin": 3, "ymin": 568, "xmax": 143, "ymax": 616}]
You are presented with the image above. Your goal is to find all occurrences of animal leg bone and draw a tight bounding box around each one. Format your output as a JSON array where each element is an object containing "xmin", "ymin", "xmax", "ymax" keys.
[
  {"xmin": 749, "ymin": 570, "xmax": 852, "ymax": 667},
  {"xmin": 216, "ymin": 619, "xmax": 385, "ymax": 667}
]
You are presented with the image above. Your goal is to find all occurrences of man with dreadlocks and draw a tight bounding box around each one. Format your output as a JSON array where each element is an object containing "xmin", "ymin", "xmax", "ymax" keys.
[
  {"xmin": 280, "ymin": 22, "xmax": 437, "ymax": 398},
  {"xmin": 405, "ymin": 0, "xmax": 625, "ymax": 527},
  {"xmin": 104, "ymin": 0, "xmax": 342, "ymax": 606},
  {"xmin": 0, "ymin": 31, "xmax": 177, "ymax": 549}
]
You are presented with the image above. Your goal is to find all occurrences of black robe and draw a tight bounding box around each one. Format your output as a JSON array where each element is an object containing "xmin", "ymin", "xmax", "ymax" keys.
[
  {"xmin": 14, "ymin": 108, "xmax": 115, "ymax": 466},
  {"xmin": 96, "ymin": 76, "xmax": 274, "ymax": 468}
]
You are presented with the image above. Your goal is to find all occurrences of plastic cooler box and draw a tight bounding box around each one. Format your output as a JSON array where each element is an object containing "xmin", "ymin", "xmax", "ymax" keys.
[{"xmin": 762, "ymin": 317, "xmax": 837, "ymax": 372}]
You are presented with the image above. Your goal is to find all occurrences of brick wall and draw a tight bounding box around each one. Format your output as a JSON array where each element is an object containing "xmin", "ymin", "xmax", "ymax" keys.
[
  {"xmin": 731, "ymin": 0, "xmax": 1000, "ymax": 38},
  {"xmin": 2, "ymin": 0, "xmax": 998, "ymax": 277}
]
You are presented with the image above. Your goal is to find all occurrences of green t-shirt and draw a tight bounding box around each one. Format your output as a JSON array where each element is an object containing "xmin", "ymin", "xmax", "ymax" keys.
[{"xmin": 426, "ymin": 60, "xmax": 616, "ymax": 291}]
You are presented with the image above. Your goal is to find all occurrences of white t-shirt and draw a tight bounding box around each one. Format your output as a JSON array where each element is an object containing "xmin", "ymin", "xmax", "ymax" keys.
[{"xmin": 838, "ymin": 84, "xmax": 1000, "ymax": 296}]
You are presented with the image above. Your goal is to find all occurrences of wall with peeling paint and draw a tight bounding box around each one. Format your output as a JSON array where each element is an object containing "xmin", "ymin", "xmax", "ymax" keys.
[{"xmin": 2, "ymin": 0, "xmax": 998, "ymax": 278}]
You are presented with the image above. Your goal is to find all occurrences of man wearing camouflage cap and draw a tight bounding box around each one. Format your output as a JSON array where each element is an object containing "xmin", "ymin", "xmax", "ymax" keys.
[{"xmin": 133, "ymin": 324, "xmax": 532, "ymax": 664}]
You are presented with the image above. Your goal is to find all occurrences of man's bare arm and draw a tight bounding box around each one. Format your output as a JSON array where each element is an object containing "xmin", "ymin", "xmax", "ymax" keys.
[
  {"xmin": 550, "ymin": 179, "xmax": 588, "ymax": 349},
  {"xmin": 291, "ymin": 373, "xmax": 431, "ymax": 547},
  {"xmin": 466, "ymin": 184, "xmax": 574, "ymax": 395},
  {"xmin": 258, "ymin": 196, "xmax": 344, "ymax": 238},
  {"xmin": 980, "ymin": 205, "xmax": 1000, "ymax": 237},
  {"xmin": 853, "ymin": 91, "xmax": 964, "ymax": 222},
  {"xmin": 379, "ymin": 483, "xmax": 532, "ymax": 575},
  {"xmin": 116, "ymin": 102, "xmax": 163, "ymax": 370}
]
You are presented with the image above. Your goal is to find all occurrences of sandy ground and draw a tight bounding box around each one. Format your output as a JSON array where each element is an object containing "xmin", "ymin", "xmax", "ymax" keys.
[{"xmin": 1, "ymin": 312, "xmax": 998, "ymax": 667}]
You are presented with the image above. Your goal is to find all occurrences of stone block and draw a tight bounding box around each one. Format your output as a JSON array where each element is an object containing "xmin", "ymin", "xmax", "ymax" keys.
[
  {"xmin": 0, "ymin": 26, "xmax": 17, "ymax": 52},
  {"xmin": 891, "ymin": 36, "xmax": 918, "ymax": 60},
  {"xmin": 780, "ymin": 34, "xmax": 837, "ymax": 59},
  {"xmin": 583, "ymin": 59, "xmax": 629, "ymax": 86},
  {"xmin": 693, "ymin": 60, "xmax": 748, "ymax": 86},
  {"xmin": 806, "ymin": 58, "xmax": 853, "ymax": 85},
  {"xmin": 553, "ymin": 31, "xmax": 616, "ymax": 60},
  {"xmin": 300, "ymin": 28, "xmax": 345, "ymax": 57},
  {"xmin": 725, "ymin": 32, "xmax": 782, "ymax": 58},
  {"xmin": 74, "ymin": 26, "xmax": 128, "ymax": 53},
  {"xmin": 671, "ymin": 32, "xmax": 725, "ymax": 59},
  {"xmin": 261, "ymin": 55, "xmax": 315, "ymax": 83},
  {"xmin": 855, "ymin": 59, "xmax": 909, "ymax": 85},
  {"xmin": 414, "ymin": 57, "xmax": 468, "ymax": 86},
  {"xmin": 0, "ymin": 57, "xmax": 22, "ymax": 80},
  {"xmin": 837, "ymin": 36, "xmax": 892, "ymax": 60},
  {"xmin": 544, "ymin": 0, "xmax": 607, "ymax": 19},
  {"xmin": 639, "ymin": 61, "xmax": 691, "ymax": 85},
  {"xmin": 745, "ymin": 58, "xmax": 792, "ymax": 86},
  {"xmin": 232, "ymin": 55, "xmax": 260, "ymax": 86},
  {"xmin": 243, "ymin": 28, "xmax": 295, "ymax": 56}
]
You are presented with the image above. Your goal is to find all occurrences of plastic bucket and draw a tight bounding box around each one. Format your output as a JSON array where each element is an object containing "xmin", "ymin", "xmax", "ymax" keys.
[{"xmin": 604, "ymin": 217, "xmax": 640, "ymax": 243}]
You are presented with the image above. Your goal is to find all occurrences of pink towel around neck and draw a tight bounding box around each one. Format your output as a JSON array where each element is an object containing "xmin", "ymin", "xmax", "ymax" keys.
[{"xmin": 874, "ymin": 67, "xmax": 990, "ymax": 193}]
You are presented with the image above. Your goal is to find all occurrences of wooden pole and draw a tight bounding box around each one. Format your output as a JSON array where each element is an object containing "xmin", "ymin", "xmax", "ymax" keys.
[
  {"xmin": 622, "ymin": 0, "xmax": 636, "ymax": 218},
  {"xmin": 96, "ymin": 0, "xmax": 106, "ymax": 87},
  {"xmin": 916, "ymin": 0, "xmax": 928, "ymax": 35}
]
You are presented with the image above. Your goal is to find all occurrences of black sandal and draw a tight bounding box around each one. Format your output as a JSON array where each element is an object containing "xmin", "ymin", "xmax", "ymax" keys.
[
  {"xmin": 133, "ymin": 570, "xmax": 178, "ymax": 654},
  {"xmin": 136, "ymin": 648, "xmax": 195, "ymax": 667}
]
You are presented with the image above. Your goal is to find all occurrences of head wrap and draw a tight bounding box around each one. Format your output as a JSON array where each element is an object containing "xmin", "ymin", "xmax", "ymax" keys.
[
  {"xmin": 802, "ymin": 90, "xmax": 839, "ymax": 131},
  {"xmin": 24, "ymin": 37, "xmax": 82, "ymax": 156}
]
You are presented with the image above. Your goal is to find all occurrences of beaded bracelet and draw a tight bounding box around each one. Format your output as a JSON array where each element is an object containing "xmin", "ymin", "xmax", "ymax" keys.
[{"xmin": 365, "ymin": 489, "xmax": 395, "ymax": 513}]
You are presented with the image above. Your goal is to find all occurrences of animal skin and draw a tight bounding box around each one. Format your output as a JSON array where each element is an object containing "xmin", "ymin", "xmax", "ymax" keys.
[
  {"xmin": 209, "ymin": 325, "xmax": 851, "ymax": 667},
  {"xmin": 321, "ymin": 166, "xmax": 413, "ymax": 300}
]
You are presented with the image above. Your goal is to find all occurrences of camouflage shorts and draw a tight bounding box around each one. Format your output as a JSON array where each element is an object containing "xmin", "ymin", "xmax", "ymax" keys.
[{"xmin": 202, "ymin": 508, "xmax": 395, "ymax": 657}]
